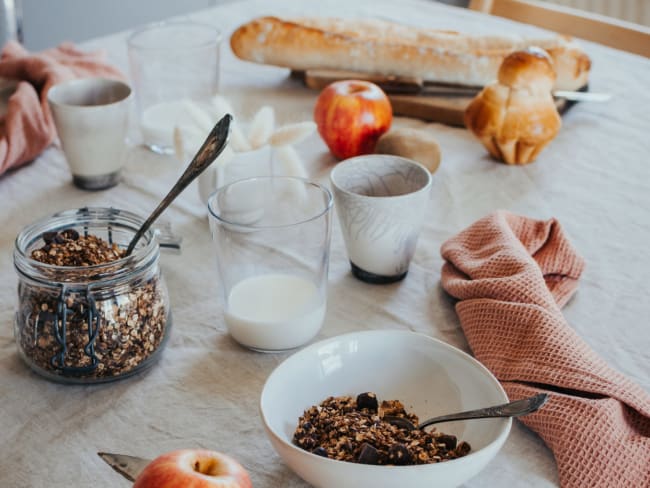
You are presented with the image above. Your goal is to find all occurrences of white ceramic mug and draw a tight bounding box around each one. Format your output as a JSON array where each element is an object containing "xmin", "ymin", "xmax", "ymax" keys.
[
  {"xmin": 48, "ymin": 78, "xmax": 131, "ymax": 190},
  {"xmin": 330, "ymin": 154, "xmax": 433, "ymax": 284}
]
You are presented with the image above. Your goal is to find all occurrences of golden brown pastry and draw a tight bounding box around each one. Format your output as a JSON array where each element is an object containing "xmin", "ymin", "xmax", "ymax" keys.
[
  {"xmin": 464, "ymin": 47, "xmax": 562, "ymax": 165},
  {"xmin": 230, "ymin": 16, "xmax": 590, "ymax": 91}
]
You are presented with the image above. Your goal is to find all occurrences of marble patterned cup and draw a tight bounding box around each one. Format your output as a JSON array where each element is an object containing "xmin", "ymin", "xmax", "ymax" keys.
[{"xmin": 330, "ymin": 154, "xmax": 433, "ymax": 284}]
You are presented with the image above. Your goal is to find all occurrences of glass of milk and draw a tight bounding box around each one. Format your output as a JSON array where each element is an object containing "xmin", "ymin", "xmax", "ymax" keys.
[
  {"xmin": 208, "ymin": 177, "xmax": 333, "ymax": 352},
  {"xmin": 127, "ymin": 21, "xmax": 220, "ymax": 154}
]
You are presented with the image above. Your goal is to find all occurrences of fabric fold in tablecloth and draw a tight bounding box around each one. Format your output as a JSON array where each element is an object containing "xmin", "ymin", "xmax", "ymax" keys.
[
  {"xmin": 0, "ymin": 41, "xmax": 124, "ymax": 176},
  {"xmin": 440, "ymin": 210, "xmax": 650, "ymax": 488}
]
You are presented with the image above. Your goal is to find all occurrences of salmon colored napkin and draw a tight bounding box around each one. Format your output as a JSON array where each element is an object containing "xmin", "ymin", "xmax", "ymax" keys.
[
  {"xmin": 0, "ymin": 41, "xmax": 124, "ymax": 176},
  {"xmin": 440, "ymin": 210, "xmax": 650, "ymax": 488}
]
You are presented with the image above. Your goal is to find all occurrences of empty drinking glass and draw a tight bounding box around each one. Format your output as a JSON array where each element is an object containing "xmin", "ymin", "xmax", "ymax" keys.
[{"xmin": 128, "ymin": 21, "xmax": 221, "ymax": 154}]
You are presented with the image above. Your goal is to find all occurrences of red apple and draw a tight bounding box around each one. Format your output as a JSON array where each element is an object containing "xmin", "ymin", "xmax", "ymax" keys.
[
  {"xmin": 314, "ymin": 80, "xmax": 392, "ymax": 160},
  {"xmin": 133, "ymin": 449, "xmax": 252, "ymax": 488}
]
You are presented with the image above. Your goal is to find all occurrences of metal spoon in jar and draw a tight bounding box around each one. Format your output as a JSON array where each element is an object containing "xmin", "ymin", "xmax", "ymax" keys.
[
  {"xmin": 385, "ymin": 393, "xmax": 549, "ymax": 431},
  {"xmin": 125, "ymin": 113, "xmax": 233, "ymax": 256}
]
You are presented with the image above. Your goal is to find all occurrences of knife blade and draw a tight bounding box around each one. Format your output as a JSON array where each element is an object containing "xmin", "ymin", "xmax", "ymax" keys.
[
  {"xmin": 551, "ymin": 90, "xmax": 612, "ymax": 102},
  {"xmin": 302, "ymin": 69, "xmax": 611, "ymax": 102},
  {"xmin": 416, "ymin": 84, "xmax": 612, "ymax": 102},
  {"xmin": 98, "ymin": 452, "xmax": 152, "ymax": 482},
  {"xmin": 421, "ymin": 86, "xmax": 611, "ymax": 102}
]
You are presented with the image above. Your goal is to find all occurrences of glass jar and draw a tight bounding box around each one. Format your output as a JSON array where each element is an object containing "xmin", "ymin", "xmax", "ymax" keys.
[{"xmin": 13, "ymin": 207, "xmax": 172, "ymax": 383}]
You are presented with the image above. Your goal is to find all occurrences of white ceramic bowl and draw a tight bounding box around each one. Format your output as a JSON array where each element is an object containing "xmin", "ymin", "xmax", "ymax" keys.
[{"xmin": 260, "ymin": 330, "xmax": 510, "ymax": 488}]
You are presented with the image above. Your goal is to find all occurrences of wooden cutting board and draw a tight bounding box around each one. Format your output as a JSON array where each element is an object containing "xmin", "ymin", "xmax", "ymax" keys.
[
  {"xmin": 387, "ymin": 94, "xmax": 470, "ymax": 127},
  {"xmin": 294, "ymin": 69, "xmax": 575, "ymax": 128}
]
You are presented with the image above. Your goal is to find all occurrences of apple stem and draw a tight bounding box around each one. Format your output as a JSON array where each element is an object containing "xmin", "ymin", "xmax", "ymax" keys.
[
  {"xmin": 193, "ymin": 459, "xmax": 220, "ymax": 476},
  {"xmin": 348, "ymin": 84, "xmax": 367, "ymax": 94}
]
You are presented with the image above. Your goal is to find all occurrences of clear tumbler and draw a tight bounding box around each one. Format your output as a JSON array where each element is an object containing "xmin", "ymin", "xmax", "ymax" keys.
[
  {"xmin": 208, "ymin": 177, "xmax": 332, "ymax": 352},
  {"xmin": 128, "ymin": 21, "xmax": 220, "ymax": 154}
]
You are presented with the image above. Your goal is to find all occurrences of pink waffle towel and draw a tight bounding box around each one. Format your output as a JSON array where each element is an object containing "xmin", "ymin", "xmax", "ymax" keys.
[
  {"xmin": 440, "ymin": 210, "xmax": 650, "ymax": 487},
  {"xmin": 0, "ymin": 41, "xmax": 124, "ymax": 176}
]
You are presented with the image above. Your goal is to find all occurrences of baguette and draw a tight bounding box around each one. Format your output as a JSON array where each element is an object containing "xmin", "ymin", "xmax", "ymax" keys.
[{"xmin": 230, "ymin": 16, "xmax": 590, "ymax": 91}]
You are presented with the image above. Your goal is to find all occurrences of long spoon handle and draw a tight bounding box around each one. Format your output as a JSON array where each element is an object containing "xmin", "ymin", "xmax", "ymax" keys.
[
  {"xmin": 417, "ymin": 393, "xmax": 549, "ymax": 429},
  {"xmin": 126, "ymin": 114, "xmax": 232, "ymax": 256}
]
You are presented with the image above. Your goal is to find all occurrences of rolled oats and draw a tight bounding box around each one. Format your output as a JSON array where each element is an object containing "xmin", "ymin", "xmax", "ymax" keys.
[{"xmin": 31, "ymin": 229, "xmax": 124, "ymax": 266}]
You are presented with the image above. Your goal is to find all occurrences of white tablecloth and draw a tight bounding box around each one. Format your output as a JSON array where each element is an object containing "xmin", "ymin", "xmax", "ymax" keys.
[{"xmin": 1, "ymin": 1, "xmax": 649, "ymax": 486}]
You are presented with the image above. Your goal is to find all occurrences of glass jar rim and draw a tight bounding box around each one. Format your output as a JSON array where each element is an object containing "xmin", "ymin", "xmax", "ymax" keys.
[{"xmin": 14, "ymin": 207, "xmax": 159, "ymax": 286}]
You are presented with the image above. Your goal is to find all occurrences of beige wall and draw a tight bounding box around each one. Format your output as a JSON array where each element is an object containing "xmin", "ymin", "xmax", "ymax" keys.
[
  {"xmin": 18, "ymin": 0, "xmax": 224, "ymax": 50},
  {"xmin": 11, "ymin": 0, "xmax": 650, "ymax": 51}
]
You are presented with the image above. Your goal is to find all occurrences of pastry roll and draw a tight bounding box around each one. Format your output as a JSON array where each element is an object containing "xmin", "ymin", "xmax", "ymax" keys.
[{"xmin": 464, "ymin": 47, "xmax": 562, "ymax": 165}]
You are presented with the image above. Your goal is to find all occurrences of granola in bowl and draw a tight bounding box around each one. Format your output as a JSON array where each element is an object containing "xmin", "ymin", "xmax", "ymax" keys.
[{"xmin": 293, "ymin": 392, "xmax": 471, "ymax": 465}]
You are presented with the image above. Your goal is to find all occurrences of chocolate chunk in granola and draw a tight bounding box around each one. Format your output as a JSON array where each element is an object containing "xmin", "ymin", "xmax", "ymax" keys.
[
  {"xmin": 60, "ymin": 228, "xmax": 79, "ymax": 240},
  {"xmin": 312, "ymin": 447, "xmax": 328, "ymax": 458},
  {"xmin": 437, "ymin": 434, "xmax": 457, "ymax": 450},
  {"xmin": 356, "ymin": 392, "xmax": 379, "ymax": 411},
  {"xmin": 42, "ymin": 231, "xmax": 59, "ymax": 244},
  {"xmin": 388, "ymin": 443, "xmax": 413, "ymax": 465},
  {"xmin": 455, "ymin": 441, "xmax": 471, "ymax": 457},
  {"xmin": 357, "ymin": 443, "xmax": 380, "ymax": 465}
]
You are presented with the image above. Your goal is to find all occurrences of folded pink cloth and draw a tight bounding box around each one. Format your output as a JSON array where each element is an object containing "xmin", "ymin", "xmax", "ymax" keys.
[
  {"xmin": 0, "ymin": 41, "xmax": 124, "ymax": 176},
  {"xmin": 440, "ymin": 210, "xmax": 650, "ymax": 488}
]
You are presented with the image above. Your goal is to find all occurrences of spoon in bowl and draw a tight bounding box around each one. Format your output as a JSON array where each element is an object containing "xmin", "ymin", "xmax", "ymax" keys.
[
  {"xmin": 385, "ymin": 393, "xmax": 549, "ymax": 431},
  {"xmin": 125, "ymin": 113, "xmax": 232, "ymax": 256}
]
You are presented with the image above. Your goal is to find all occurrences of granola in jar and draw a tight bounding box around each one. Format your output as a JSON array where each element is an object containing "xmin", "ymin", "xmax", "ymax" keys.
[{"xmin": 14, "ymin": 207, "xmax": 171, "ymax": 383}]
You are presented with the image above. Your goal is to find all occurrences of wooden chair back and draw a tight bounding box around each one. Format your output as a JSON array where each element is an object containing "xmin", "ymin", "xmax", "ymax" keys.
[{"xmin": 469, "ymin": 0, "xmax": 650, "ymax": 57}]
